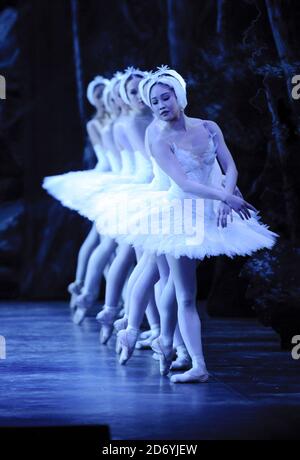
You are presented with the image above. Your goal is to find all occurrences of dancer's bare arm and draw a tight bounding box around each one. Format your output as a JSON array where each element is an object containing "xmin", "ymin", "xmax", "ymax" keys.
[{"xmin": 150, "ymin": 136, "xmax": 256, "ymax": 218}]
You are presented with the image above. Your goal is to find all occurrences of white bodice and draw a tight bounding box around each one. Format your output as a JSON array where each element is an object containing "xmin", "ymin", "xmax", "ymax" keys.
[
  {"xmin": 93, "ymin": 144, "xmax": 111, "ymax": 172},
  {"xmin": 148, "ymin": 157, "xmax": 171, "ymax": 191},
  {"xmin": 168, "ymin": 132, "xmax": 217, "ymax": 197},
  {"xmin": 119, "ymin": 149, "xmax": 135, "ymax": 175},
  {"xmin": 132, "ymin": 151, "xmax": 154, "ymax": 183},
  {"xmin": 106, "ymin": 150, "xmax": 121, "ymax": 173}
]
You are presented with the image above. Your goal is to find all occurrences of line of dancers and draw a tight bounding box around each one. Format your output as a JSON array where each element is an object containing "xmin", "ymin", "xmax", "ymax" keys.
[{"xmin": 43, "ymin": 66, "xmax": 279, "ymax": 383}]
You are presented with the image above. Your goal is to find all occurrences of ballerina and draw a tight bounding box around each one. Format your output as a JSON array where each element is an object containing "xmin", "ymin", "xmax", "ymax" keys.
[
  {"xmin": 43, "ymin": 72, "xmax": 135, "ymax": 324},
  {"xmin": 107, "ymin": 68, "xmax": 278, "ymax": 383},
  {"xmin": 43, "ymin": 75, "xmax": 112, "ymax": 306},
  {"xmin": 72, "ymin": 68, "xmax": 161, "ymax": 332},
  {"xmin": 67, "ymin": 76, "xmax": 119, "ymax": 310},
  {"xmin": 74, "ymin": 68, "xmax": 161, "ymax": 342},
  {"xmin": 93, "ymin": 70, "xmax": 190, "ymax": 363},
  {"xmin": 72, "ymin": 71, "xmax": 138, "ymax": 325},
  {"xmin": 96, "ymin": 67, "xmax": 236, "ymax": 368}
]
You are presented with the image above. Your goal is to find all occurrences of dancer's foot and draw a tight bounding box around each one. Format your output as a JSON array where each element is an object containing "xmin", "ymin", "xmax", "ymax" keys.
[
  {"xmin": 152, "ymin": 352, "xmax": 160, "ymax": 361},
  {"xmin": 170, "ymin": 366, "xmax": 209, "ymax": 383},
  {"xmin": 115, "ymin": 336, "xmax": 121, "ymax": 355},
  {"xmin": 139, "ymin": 329, "xmax": 152, "ymax": 340},
  {"xmin": 68, "ymin": 280, "xmax": 83, "ymax": 311},
  {"xmin": 114, "ymin": 316, "xmax": 128, "ymax": 333},
  {"xmin": 135, "ymin": 327, "xmax": 160, "ymax": 350},
  {"xmin": 171, "ymin": 346, "xmax": 192, "ymax": 371},
  {"xmin": 151, "ymin": 337, "xmax": 173, "ymax": 376},
  {"xmin": 73, "ymin": 292, "xmax": 96, "ymax": 325},
  {"xmin": 117, "ymin": 307, "xmax": 125, "ymax": 318},
  {"xmin": 117, "ymin": 327, "xmax": 139, "ymax": 365},
  {"xmin": 96, "ymin": 306, "xmax": 119, "ymax": 345}
]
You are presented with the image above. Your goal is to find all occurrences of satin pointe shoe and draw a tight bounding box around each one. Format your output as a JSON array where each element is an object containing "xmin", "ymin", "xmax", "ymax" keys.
[
  {"xmin": 117, "ymin": 329, "xmax": 138, "ymax": 365},
  {"xmin": 135, "ymin": 328, "xmax": 160, "ymax": 350},
  {"xmin": 114, "ymin": 316, "xmax": 128, "ymax": 333},
  {"xmin": 68, "ymin": 280, "xmax": 83, "ymax": 311},
  {"xmin": 72, "ymin": 292, "xmax": 96, "ymax": 325},
  {"xmin": 170, "ymin": 347, "xmax": 192, "ymax": 371},
  {"xmin": 151, "ymin": 337, "xmax": 173, "ymax": 376},
  {"xmin": 170, "ymin": 366, "xmax": 209, "ymax": 384},
  {"xmin": 96, "ymin": 306, "xmax": 119, "ymax": 345}
]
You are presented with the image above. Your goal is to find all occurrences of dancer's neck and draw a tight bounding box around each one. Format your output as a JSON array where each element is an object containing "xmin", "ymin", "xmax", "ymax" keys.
[
  {"xmin": 131, "ymin": 106, "xmax": 153, "ymax": 121},
  {"xmin": 165, "ymin": 112, "xmax": 187, "ymax": 133}
]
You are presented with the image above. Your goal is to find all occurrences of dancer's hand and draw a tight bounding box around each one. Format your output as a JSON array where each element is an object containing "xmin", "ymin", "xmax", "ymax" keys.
[
  {"xmin": 223, "ymin": 193, "xmax": 257, "ymax": 220},
  {"xmin": 217, "ymin": 202, "xmax": 232, "ymax": 228}
]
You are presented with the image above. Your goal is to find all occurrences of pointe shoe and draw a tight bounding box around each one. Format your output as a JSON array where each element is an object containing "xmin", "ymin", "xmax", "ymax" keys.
[
  {"xmin": 117, "ymin": 329, "xmax": 138, "ymax": 365},
  {"xmin": 139, "ymin": 329, "xmax": 152, "ymax": 340},
  {"xmin": 151, "ymin": 337, "xmax": 173, "ymax": 376},
  {"xmin": 117, "ymin": 307, "xmax": 125, "ymax": 318},
  {"xmin": 170, "ymin": 367, "xmax": 209, "ymax": 384},
  {"xmin": 135, "ymin": 328, "xmax": 160, "ymax": 350},
  {"xmin": 115, "ymin": 336, "xmax": 122, "ymax": 355},
  {"xmin": 72, "ymin": 292, "xmax": 96, "ymax": 325},
  {"xmin": 114, "ymin": 316, "xmax": 128, "ymax": 333},
  {"xmin": 96, "ymin": 307, "xmax": 119, "ymax": 345},
  {"xmin": 68, "ymin": 280, "xmax": 83, "ymax": 311},
  {"xmin": 170, "ymin": 351, "xmax": 192, "ymax": 371},
  {"xmin": 152, "ymin": 352, "xmax": 160, "ymax": 361}
]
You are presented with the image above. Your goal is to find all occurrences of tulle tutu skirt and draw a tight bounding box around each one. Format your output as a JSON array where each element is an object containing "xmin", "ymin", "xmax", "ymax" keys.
[
  {"xmin": 42, "ymin": 169, "xmax": 135, "ymax": 214},
  {"xmin": 94, "ymin": 187, "xmax": 278, "ymax": 259},
  {"xmin": 92, "ymin": 160, "xmax": 279, "ymax": 260}
]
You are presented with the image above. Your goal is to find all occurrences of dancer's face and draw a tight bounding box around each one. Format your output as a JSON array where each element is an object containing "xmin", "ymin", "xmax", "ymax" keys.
[
  {"xmin": 150, "ymin": 83, "xmax": 180, "ymax": 121},
  {"xmin": 108, "ymin": 92, "xmax": 120, "ymax": 116},
  {"xmin": 93, "ymin": 84, "xmax": 105, "ymax": 115},
  {"xmin": 126, "ymin": 76, "xmax": 145, "ymax": 111},
  {"xmin": 113, "ymin": 81, "xmax": 128, "ymax": 111}
]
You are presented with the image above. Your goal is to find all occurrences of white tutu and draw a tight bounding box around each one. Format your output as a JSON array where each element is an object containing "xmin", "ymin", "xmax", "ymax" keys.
[
  {"xmin": 95, "ymin": 128, "xmax": 279, "ymax": 259},
  {"xmin": 71, "ymin": 152, "xmax": 157, "ymax": 222},
  {"xmin": 81, "ymin": 157, "xmax": 170, "ymax": 223},
  {"xmin": 42, "ymin": 148, "xmax": 138, "ymax": 213}
]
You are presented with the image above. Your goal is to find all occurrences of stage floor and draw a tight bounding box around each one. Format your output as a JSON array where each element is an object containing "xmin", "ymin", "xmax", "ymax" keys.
[{"xmin": 0, "ymin": 301, "xmax": 299, "ymax": 440}]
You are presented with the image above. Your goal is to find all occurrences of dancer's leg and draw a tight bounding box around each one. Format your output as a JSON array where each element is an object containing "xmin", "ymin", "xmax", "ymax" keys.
[
  {"xmin": 118, "ymin": 258, "xmax": 160, "ymax": 364},
  {"xmin": 150, "ymin": 273, "xmax": 177, "ymax": 375},
  {"xmin": 75, "ymin": 223, "xmax": 100, "ymax": 283},
  {"xmin": 73, "ymin": 237, "xmax": 117, "ymax": 324},
  {"xmin": 97, "ymin": 245, "xmax": 136, "ymax": 344},
  {"xmin": 68, "ymin": 224, "xmax": 100, "ymax": 309},
  {"xmin": 171, "ymin": 323, "xmax": 192, "ymax": 371},
  {"xmin": 113, "ymin": 250, "xmax": 149, "ymax": 333},
  {"xmin": 135, "ymin": 289, "xmax": 160, "ymax": 349},
  {"xmin": 166, "ymin": 255, "xmax": 208, "ymax": 383},
  {"xmin": 104, "ymin": 245, "xmax": 136, "ymax": 308},
  {"xmin": 138, "ymin": 255, "xmax": 169, "ymax": 344}
]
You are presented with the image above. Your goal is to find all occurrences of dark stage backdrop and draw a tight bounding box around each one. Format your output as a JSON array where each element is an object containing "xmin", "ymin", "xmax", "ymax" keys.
[{"xmin": 0, "ymin": 0, "xmax": 299, "ymax": 347}]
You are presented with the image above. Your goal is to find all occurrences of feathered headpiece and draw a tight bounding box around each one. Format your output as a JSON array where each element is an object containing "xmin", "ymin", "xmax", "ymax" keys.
[
  {"xmin": 144, "ymin": 65, "xmax": 187, "ymax": 109},
  {"xmin": 138, "ymin": 71, "xmax": 154, "ymax": 106},
  {"xmin": 87, "ymin": 76, "xmax": 109, "ymax": 107},
  {"xmin": 119, "ymin": 66, "xmax": 147, "ymax": 105}
]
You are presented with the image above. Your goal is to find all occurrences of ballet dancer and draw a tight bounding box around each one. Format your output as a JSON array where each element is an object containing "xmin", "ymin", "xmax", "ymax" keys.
[
  {"xmin": 76, "ymin": 68, "xmax": 161, "ymax": 342},
  {"xmin": 110, "ymin": 68, "xmax": 278, "ymax": 383},
  {"xmin": 67, "ymin": 76, "xmax": 119, "ymax": 310}
]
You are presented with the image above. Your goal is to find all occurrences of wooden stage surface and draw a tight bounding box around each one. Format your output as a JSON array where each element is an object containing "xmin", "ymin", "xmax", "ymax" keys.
[{"xmin": 0, "ymin": 301, "xmax": 299, "ymax": 440}]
